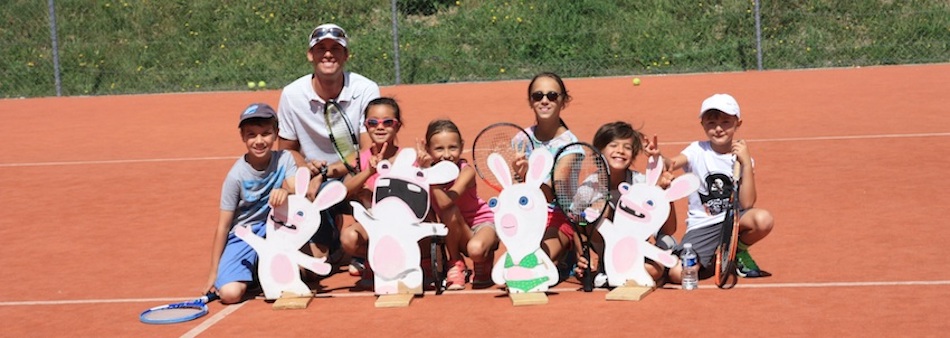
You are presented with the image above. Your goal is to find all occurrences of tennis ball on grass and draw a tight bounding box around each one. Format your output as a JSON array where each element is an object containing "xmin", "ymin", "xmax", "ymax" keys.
[
  {"xmin": 632, "ymin": 77, "xmax": 641, "ymax": 86},
  {"xmin": 247, "ymin": 81, "xmax": 256, "ymax": 89},
  {"xmin": 258, "ymin": 81, "xmax": 266, "ymax": 88}
]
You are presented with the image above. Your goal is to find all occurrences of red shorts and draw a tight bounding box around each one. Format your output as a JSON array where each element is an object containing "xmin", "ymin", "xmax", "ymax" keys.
[{"xmin": 547, "ymin": 206, "xmax": 574, "ymax": 239}]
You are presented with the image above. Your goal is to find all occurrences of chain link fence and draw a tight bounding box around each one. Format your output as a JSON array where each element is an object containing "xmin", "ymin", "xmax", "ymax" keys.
[{"xmin": 2, "ymin": 0, "xmax": 948, "ymax": 98}]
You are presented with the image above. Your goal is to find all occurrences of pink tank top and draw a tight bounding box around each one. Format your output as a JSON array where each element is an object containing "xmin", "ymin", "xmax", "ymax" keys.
[{"xmin": 434, "ymin": 161, "xmax": 494, "ymax": 227}]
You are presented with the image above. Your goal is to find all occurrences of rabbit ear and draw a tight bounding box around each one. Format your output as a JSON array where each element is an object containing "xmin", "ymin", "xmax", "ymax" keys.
[
  {"xmin": 426, "ymin": 161, "xmax": 460, "ymax": 185},
  {"xmin": 295, "ymin": 167, "xmax": 310, "ymax": 195},
  {"xmin": 314, "ymin": 180, "xmax": 346, "ymax": 211},
  {"xmin": 665, "ymin": 173, "xmax": 701, "ymax": 201},
  {"xmin": 646, "ymin": 156, "xmax": 662, "ymax": 186},
  {"xmin": 525, "ymin": 150, "xmax": 553, "ymax": 185},
  {"xmin": 488, "ymin": 153, "xmax": 513, "ymax": 188}
]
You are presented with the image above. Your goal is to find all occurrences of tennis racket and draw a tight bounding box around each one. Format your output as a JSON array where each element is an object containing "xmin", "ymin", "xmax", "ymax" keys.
[
  {"xmin": 551, "ymin": 142, "xmax": 610, "ymax": 292},
  {"xmin": 323, "ymin": 100, "xmax": 360, "ymax": 174},
  {"xmin": 714, "ymin": 160, "xmax": 742, "ymax": 289},
  {"xmin": 430, "ymin": 235, "xmax": 447, "ymax": 295},
  {"xmin": 139, "ymin": 292, "xmax": 219, "ymax": 325},
  {"xmin": 471, "ymin": 122, "xmax": 534, "ymax": 192}
]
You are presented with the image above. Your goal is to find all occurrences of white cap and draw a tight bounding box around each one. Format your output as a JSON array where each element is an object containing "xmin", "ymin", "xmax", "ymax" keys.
[
  {"xmin": 699, "ymin": 93, "xmax": 741, "ymax": 119},
  {"xmin": 309, "ymin": 24, "xmax": 348, "ymax": 49}
]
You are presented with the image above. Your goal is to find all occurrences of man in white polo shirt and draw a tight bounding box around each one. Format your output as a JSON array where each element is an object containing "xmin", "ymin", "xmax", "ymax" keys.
[{"xmin": 277, "ymin": 23, "xmax": 381, "ymax": 265}]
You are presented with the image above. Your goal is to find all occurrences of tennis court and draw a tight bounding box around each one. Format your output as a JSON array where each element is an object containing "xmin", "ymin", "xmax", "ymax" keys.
[{"xmin": 1, "ymin": 64, "xmax": 948, "ymax": 336}]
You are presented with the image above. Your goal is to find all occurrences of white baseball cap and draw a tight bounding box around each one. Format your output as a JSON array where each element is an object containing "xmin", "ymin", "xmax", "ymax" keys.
[
  {"xmin": 309, "ymin": 24, "xmax": 348, "ymax": 49},
  {"xmin": 699, "ymin": 93, "xmax": 741, "ymax": 119}
]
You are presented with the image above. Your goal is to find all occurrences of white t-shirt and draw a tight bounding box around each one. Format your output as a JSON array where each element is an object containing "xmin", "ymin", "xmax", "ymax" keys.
[
  {"xmin": 277, "ymin": 72, "xmax": 381, "ymax": 163},
  {"xmin": 680, "ymin": 141, "xmax": 750, "ymax": 231}
]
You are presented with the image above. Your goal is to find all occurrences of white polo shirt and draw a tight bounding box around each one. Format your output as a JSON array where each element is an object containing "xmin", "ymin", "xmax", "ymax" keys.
[{"xmin": 277, "ymin": 71, "xmax": 381, "ymax": 163}]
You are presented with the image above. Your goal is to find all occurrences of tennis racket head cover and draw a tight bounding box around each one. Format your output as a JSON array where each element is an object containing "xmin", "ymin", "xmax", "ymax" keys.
[{"xmin": 471, "ymin": 122, "xmax": 534, "ymax": 192}]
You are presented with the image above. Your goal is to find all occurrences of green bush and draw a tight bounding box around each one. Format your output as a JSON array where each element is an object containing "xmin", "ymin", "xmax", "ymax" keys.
[{"xmin": 2, "ymin": 0, "xmax": 948, "ymax": 98}]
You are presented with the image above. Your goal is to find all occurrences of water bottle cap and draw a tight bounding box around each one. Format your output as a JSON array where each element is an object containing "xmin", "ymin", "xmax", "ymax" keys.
[{"xmin": 684, "ymin": 243, "xmax": 693, "ymax": 249}]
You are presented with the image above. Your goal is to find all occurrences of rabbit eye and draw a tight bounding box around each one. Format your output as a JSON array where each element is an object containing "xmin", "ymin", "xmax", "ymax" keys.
[
  {"xmin": 297, "ymin": 211, "xmax": 305, "ymax": 217},
  {"xmin": 416, "ymin": 170, "xmax": 424, "ymax": 178},
  {"xmin": 519, "ymin": 196, "xmax": 529, "ymax": 206},
  {"xmin": 644, "ymin": 200, "xmax": 656, "ymax": 210},
  {"xmin": 488, "ymin": 198, "xmax": 498, "ymax": 208}
]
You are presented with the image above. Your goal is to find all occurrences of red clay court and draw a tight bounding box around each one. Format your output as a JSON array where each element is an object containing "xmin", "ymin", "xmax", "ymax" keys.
[{"xmin": 1, "ymin": 64, "xmax": 948, "ymax": 336}]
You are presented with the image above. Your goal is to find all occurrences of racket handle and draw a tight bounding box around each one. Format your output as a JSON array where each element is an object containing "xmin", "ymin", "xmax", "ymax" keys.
[{"xmin": 581, "ymin": 248, "xmax": 593, "ymax": 292}]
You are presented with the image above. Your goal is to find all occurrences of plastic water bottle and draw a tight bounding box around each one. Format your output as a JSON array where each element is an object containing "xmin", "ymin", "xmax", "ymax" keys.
[{"xmin": 681, "ymin": 243, "xmax": 699, "ymax": 290}]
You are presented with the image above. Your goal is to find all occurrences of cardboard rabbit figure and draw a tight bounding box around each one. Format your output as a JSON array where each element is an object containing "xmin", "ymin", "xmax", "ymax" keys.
[
  {"xmin": 235, "ymin": 167, "xmax": 347, "ymax": 300},
  {"xmin": 350, "ymin": 148, "xmax": 459, "ymax": 295},
  {"xmin": 489, "ymin": 150, "xmax": 559, "ymax": 294},
  {"xmin": 597, "ymin": 156, "xmax": 700, "ymax": 287}
]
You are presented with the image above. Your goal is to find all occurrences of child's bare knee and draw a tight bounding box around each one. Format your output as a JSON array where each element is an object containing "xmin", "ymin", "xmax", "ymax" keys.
[{"xmin": 218, "ymin": 283, "xmax": 246, "ymax": 304}]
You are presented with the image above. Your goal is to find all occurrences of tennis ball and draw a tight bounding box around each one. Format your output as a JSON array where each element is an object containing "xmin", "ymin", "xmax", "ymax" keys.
[
  {"xmin": 258, "ymin": 81, "xmax": 266, "ymax": 88},
  {"xmin": 247, "ymin": 81, "xmax": 256, "ymax": 89},
  {"xmin": 632, "ymin": 77, "xmax": 641, "ymax": 86}
]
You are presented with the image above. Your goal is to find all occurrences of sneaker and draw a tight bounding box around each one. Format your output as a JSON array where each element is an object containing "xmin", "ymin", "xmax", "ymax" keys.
[
  {"xmin": 472, "ymin": 261, "xmax": 493, "ymax": 287},
  {"xmin": 445, "ymin": 260, "xmax": 467, "ymax": 290},
  {"xmin": 736, "ymin": 249, "xmax": 767, "ymax": 278},
  {"xmin": 348, "ymin": 257, "xmax": 366, "ymax": 277},
  {"xmin": 593, "ymin": 272, "xmax": 608, "ymax": 288}
]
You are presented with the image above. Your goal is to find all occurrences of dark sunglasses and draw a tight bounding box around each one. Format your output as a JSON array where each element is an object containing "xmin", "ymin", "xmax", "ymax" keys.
[
  {"xmin": 310, "ymin": 27, "xmax": 348, "ymax": 40},
  {"xmin": 530, "ymin": 91, "xmax": 560, "ymax": 102},
  {"xmin": 365, "ymin": 118, "xmax": 399, "ymax": 128}
]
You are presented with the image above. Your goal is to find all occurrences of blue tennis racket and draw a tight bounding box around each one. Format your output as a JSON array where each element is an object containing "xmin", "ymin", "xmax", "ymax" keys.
[{"xmin": 139, "ymin": 292, "xmax": 219, "ymax": 325}]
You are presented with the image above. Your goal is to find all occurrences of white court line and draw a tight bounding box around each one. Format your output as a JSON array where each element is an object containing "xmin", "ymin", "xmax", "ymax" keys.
[
  {"xmin": 2, "ymin": 132, "xmax": 949, "ymax": 168},
  {"xmin": 180, "ymin": 302, "xmax": 244, "ymax": 338},
  {"xmin": 3, "ymin": 279, "xmax": 949, "ymax": 307}
]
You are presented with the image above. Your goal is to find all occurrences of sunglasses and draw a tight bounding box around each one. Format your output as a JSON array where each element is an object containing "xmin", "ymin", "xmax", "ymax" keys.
[
  {"xmin": 310, "ymin": 27, "xmax": 348, "ymax": 40},
  {"xmin": 365, "ymin": 118, "xmax": 399, "ymax": 128},
  {"xmin": 530, "ymin": 91, "xmax": 560, "ymax": 102}
]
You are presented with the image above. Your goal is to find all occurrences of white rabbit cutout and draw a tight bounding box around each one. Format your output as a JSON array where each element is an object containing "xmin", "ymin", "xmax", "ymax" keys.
[
  {"xmin": 350, "ymin": 148, "xmax": 458, "ymax": 295},
  {"xmin": 597, "ymin": 157, "xmax": 700, "ymax": 287},
  {"xmin": 489, "ymin": 150, "xmax": 560, "ymax": 293},
  {"xmin": 235, "ymin": 167, "xmax": 346, "ymax": 300}
]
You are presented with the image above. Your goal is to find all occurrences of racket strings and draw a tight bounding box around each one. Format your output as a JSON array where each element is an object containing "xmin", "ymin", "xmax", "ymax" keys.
[
  {"xmin": 472, "ymin": 124, "xmax": 532, "ymax": 189},
  {"xmin": 325, "ymin": 103, "xmax": 359, "ymax": 166},
  {"xmin": 553, "ymin": 145, "xmax": 610, "ymax": 225},
  {"xmin": 141, "ymin": 305, "xmax": 205, "ymax": 321}
]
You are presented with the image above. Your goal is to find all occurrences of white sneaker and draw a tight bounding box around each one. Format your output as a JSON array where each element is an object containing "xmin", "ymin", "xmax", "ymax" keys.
[{"xmin": 594, "ymin": 272, "xmax": 608, "ymax": 288}]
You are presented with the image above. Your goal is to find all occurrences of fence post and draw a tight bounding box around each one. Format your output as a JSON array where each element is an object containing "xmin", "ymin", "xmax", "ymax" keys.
[
  {"xmin": 48, "ymin": 0, "xmax": 62, "ymax": 96},
  {"xmin": 390, "ymin": 0, "xmax": 401, "ymax": 85},
  {"xmin": 755, "ymin": 0, "xmax": 763, "ymax": 71}
]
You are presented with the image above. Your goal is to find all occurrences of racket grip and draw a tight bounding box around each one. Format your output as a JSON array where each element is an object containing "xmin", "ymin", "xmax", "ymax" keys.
[{"xmin": 581, "ymin": 250, "xmax": 593, "ymax": 292}]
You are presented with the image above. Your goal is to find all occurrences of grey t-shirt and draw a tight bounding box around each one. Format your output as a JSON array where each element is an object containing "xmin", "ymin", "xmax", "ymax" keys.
[{"xmin": 219, "ymin": 150, "xmax": 297, "ymax": 230}]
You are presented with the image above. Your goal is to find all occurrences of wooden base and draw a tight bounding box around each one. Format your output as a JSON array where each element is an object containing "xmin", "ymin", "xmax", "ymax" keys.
[
  {"xmin": 605, "ymin": 284, "xmax": 655, "ymax": 301},
  {"xmin": 375, "ymin": 293, "xmax": 415, "ymax": 308},
  {"xmin": 509, "ymin": 292, "xmax": 548, "ymax": 306},
  {"xmin": 272, "ymin": 292, "xmax": 313, "ymax": 310}
]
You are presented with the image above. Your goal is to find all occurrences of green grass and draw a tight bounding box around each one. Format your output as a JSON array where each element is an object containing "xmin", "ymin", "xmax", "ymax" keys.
[{"xmin": 2, "ymin": 0, "xmax": 948, "ymax": 98}]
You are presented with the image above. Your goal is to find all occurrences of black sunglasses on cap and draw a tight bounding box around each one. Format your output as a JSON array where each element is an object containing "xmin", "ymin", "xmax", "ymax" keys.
[{"xmin": 530, "ymin": 91, "xmax": 560, "ymax": 102}]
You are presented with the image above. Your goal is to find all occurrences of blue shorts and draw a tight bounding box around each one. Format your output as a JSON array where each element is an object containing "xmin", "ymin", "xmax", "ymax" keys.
[{"xmin": 214, "ymin": 222, "xmax": 266, "ymax": 289}]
